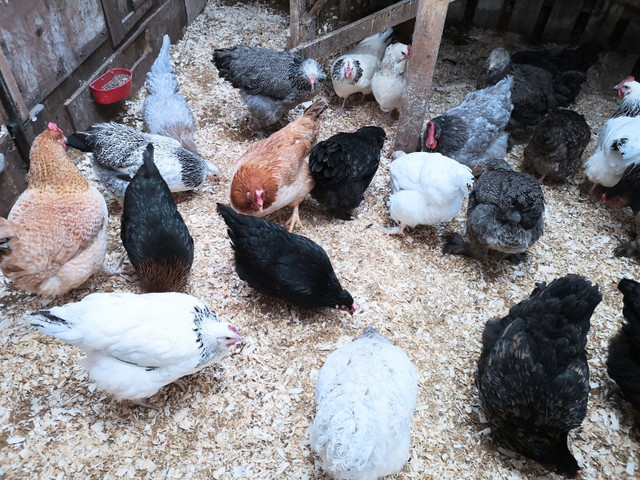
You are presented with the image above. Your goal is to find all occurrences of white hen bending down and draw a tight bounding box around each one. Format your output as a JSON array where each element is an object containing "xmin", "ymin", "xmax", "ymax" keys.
[
  {"xmin": 584, "ymin": 116, "xmax": 640, "ymax": 187},
  {"xmin": 310, "ymin": 327, "xmax": 418, "ymax": 480},
  {"xmin": 29, "ymin": 292, "xmax": 244, "ymax": 405},
  {"xmin": 385, "ymin": 151, "xmax": 474, "ymax": 235}
]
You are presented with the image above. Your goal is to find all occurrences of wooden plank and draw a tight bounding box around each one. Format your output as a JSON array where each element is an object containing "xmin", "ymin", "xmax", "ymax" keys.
[
  {"xmin": 473, "ymin": 0, "xmax": 505, "ymax": 29},
  {"xmin": 185, "ymin": 0, "xmax": 207, "ymax": 23},
  {"xmin": 617, "ymin": 6, "xmax": 640, "ymax": 52},
  {"xmin": 395, "ymin": 0, "xmax": 449, "ymax": 153},
  {"xmin": 0, "ymin": 49, "xmax": 28, "ymax": 122},
  {"xmin": 0, "ymin": 138, "xmax": 28, "ymax": 217},
  {"xmin": 291, "ymin": 0, "xmax": 418, "ymax": 59},
  {"xmin": 101, "ymin": 0, "xmax": 153, "ymax": 47},
  {"xmin": 445, "ymin": 0, "xmax": 467, "ymax": 24},
  {"xmin": 582, "ymin": 0, "xmax": 624, "ymax": 42},
  {"xmin": 541, "ymin": 0, "xmax": 586, "ymax": 43},
  {"xmin": 288, "ymin": 0, "xmax": 307, "ymax": 49},
  {"xmin": 339, "ymin": 0, "xmax": 352, "ymax": 20},
  {"xmin": 508, "ymin": 0, "xmax": 545, "ymax": 36}
]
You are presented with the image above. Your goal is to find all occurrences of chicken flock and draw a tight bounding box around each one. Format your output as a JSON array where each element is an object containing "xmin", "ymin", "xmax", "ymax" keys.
[{"xmin": 2, "ymin": 25, "xmax": 640, "ymax": 480}]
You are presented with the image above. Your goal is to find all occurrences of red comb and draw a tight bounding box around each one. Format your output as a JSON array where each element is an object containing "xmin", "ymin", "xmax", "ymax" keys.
[
  {"xmin": 228, "ymin": 324, "xmax": 241, "ymax": 337},
  {"xmin": 48, "ymin": 122, "xmax": 58, "ymax": 131},
  {"xmin": 618, "ymin": 76, "xmax": 635, "ymax": 87}
]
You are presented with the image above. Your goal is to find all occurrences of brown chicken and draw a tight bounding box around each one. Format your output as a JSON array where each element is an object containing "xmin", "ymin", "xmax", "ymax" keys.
[
  {"xmin": 0, "ymin": 123, "xmax": 109, "ymax": 296},
  {"xmin": 230, "ymin": 99, "xmax": 326, "ymax": 231}
]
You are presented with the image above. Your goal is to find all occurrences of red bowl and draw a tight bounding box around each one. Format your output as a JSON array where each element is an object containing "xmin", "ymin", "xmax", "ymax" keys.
[{"xmin": 90, "ymin": 68, "xmax": 133, "ymax": 104}]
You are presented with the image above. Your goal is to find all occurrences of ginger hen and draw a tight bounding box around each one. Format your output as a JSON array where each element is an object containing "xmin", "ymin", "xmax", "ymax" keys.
[
  {"xmin": 230, "ymin": 99, "xmax": 326, "ymax": 231},
  {"xmin": 0, "ymin": 123, "xmax": 109, "ymax": 296}
]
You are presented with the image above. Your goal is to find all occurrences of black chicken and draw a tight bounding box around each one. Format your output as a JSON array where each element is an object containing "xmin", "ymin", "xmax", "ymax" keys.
[
  {"xmin": 309, "ymin": 126, "xmax": 386, "ymax": 219},
  {"xmin": 602, "ymin": 163, "xmax": 640, "ymax": 257},
  {"xmin": 216, "ymin": 204, "xmax": 356, "ymax": 312},
  {"xmin": 523, "ymin": 109, "xmax": 591, "ymax": 183},
  {"xmin": 607, "ymin": 278, "xmax": 640, "ymax": 413},
  {"xmin": 477, "ymin": 274, "xmax": 602, "ymax": 477},
  {"xmin": 121, "ymin": 143, "xmax": 194, "ymax": 292}
]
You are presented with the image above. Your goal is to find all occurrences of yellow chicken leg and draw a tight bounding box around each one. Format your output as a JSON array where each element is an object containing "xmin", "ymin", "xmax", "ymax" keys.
[{"xmin": 285, "ymin": 205, "xmax": 303, "ymax": 232}]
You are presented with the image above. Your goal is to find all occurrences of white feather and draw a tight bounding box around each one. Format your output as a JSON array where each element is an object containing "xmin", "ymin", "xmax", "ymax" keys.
[{"xmin": 371, "ymin": 43, "xmax": 410, "ymax": 112}]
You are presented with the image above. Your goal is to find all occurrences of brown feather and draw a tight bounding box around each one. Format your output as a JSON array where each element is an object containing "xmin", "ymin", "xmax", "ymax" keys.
[{"xmin": 136, "ymin": 257, "xmax": 191, "ymax": 292}]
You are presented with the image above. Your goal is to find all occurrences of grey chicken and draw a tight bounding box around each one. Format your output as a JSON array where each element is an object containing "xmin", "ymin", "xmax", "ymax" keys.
[
  {"xmin": 523, "ymin": 109, "xmax": 591, "ymax": 183},
  {"xmin": 212, "ymin": 45, "xmax": 325, "ymax": 136},
  {"xmin": 477, "ymin": 274, "xmax": 601, "ymax": 477},
  {"xmin": 443, "ymin": 158, "xmax": 545, "ymax": 263},
  {"xmin": 602, "ymin": 163, "xmax": 640, "ymax": 257}
]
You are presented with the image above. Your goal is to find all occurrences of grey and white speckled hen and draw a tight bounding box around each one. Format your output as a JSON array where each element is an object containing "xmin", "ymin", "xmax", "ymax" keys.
[
  {"xmin": 421, "ymin": 76, "xmax": 513, "ymax": 168},
  {"xmin": 66, "ymin": 122, "xmax": 219, "ymax": 201},
  {"xmin": 212, "ymin": 45, "xmax": 325, "ymax": 135},
  {"xmin": 477, "ymin": 274, "xmax": 601, "ymax": 477},
  {"xmin": 443, "ymin": 158, "xmax": 545, "ymax": 263},
  {"xmin": 523, "ymin": 109, "xmax": 591, "ymax": 183},
  {"xmin": 602, "ymin": 163, "xmax": 640, "ymax": 257}
]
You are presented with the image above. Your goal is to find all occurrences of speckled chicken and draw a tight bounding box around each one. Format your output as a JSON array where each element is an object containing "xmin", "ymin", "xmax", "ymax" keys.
[
  {"xmin": 217, "ymin": 203, "xmax": 356, "ymax": 312},
  {"xmin": 142, "ymin": 34, "xmax": 199, "ymax": 153},
  {"xmin": 212, "ymin": 45, "xmax": 325, "ymax": 135},
  {"xmin": 477, "ymin": 274, "xmax": 601, "ymax": 477},
  {"xmin": 443, "ymin": 158, "xmax": 545, "ymax": 263},
  {"xmin": 30, "ymin": 291, "xmax": 244, "ymax": 406},
  {"xmin": 0, "ymin": 123, "xmax": 108, "ymax": 297},
  {"xmin": 310, "ymin": 327, "xmax": 418, "ymax": 480},
  {"xmin": 309, "ymin": 126, "xmax": 386, "ymax": 219},
  {"xmin": 523, "ymin": 109, "xmax": 591, "ymax": 183},
  {"xmin": 121, "ymin": 143, "xmax": 194, "ymax": 292},
  {"xmin": 602, "ymin": 163, "xmax": 640, "ymax": 257},
  {"xmin": 421, "ymin": 76, "xmax": 513, "ymax": 168},
  {"xmin": 371, "ymin": 42, "xmax": 410, "ymax": 113},
  {"xmin": 612, "ymin": 76, "xmax": 640, "ymax": 119},
  {"xmin": 607, "ymin": 278, "xmax": 640, "ymax": 413}
]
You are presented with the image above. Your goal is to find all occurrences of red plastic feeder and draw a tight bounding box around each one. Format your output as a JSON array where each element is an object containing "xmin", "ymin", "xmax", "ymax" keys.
[{"xmin": 90, "ymin": 68, "xmax": 133, "ymax": 104}]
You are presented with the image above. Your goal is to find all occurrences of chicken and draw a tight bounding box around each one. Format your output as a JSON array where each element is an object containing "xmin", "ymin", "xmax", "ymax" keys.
[
  {"xmin": 602, "ymin": 163, "xmax": 640, "ymax": 257},
  {"xmin": 331, "ymin": 28, "xmax": 393, "ymax": 114},
  {"xmin": 29, "ymin": 291, "xmax": 244, "ymax": 406},
  {"xmin": 121, "ymin": 143, "xmax": 194, "ymax": 292},
  {"xmin": 309, "ymin": 126, "xmax": 386, "ymax": 219},
  {"xmin": 217, "ymin": 203, "xmax": 356, "ymax": 312},
  {"xmin": 66, "ymin": 122, "xmax": 219, "ymax": 201},
  {"xmin": 421, "ymin": 76, "xmax": 513, "ymax": 168},
  {"xmin": 142, "ymin": 34, "xmax": 199, "ymax": 154},
  {"xmin": 612, "ymin": 76, "xmax": 640, "ymax": 119},
  {"xmin": 607, "ymin": 278, "xmax": 640, "ymax": 412},
  {"xmin": 584, "ymin": 115, "xmax": 640, "ymax": 188},
  {"xmin": 476, "ymin": 275, "xmax": 601, "ymax": 477},
  {"xmin": 230, "ymin": 99, "xmax": 326, "ymax": 231},
  {"xmin": 0, "ymin": 123, "xmax": 108, "ymax": 297},
  {"xmin": 443, "ymin": 158, "xmax": 545, "ymax": 263},
  {"xmin": 310, "ymin": 327, "xmax": 417, "ymax": 480},
  {"xmin": 371, "ymin": 43, "xmax": 410, "ymax": 113},
  {"xmin": 385, "ymin": 151, "xmax": 473, "ymax": 235},
  {"xmin": 212, "ymin": 45, "xmax": 325, "ymax": 136},
  {"xmin": 523, "ymin": 109, "xmax": 591, "ymax": 183}
]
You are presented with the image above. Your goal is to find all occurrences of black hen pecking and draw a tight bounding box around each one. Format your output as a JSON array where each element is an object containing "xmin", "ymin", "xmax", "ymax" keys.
[
  {"xmin": 602, "ymin": 163, "xmax": 640, "ymax": 257},
  {"xmin": 477, "ymin": 274, "xmax": 602, "ymax": 477},
  {"xmin": 309, "ymin": 126, "xmax": 386, "ymax": 219},
  {"xmin": 216, "ymin": 204, "xmax": 356, "ymax": 312},
  {"xmin": 607, "ymin": 278, "xmax": 640, "ymax": 413},
  {"xmin": 121, "ymin": 143, "xmax": 194, "ymax": 292}
]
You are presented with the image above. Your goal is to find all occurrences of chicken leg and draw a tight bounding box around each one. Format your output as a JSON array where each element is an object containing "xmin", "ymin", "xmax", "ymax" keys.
[{"xmin": 285, "ymin": 204, "xmax": 303, "ymax": 232}]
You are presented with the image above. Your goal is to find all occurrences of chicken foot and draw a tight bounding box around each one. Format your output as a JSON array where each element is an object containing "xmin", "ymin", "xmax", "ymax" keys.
[{"xmin": 285, "ymin": 204, "xmax": 303, "ymax": 232}]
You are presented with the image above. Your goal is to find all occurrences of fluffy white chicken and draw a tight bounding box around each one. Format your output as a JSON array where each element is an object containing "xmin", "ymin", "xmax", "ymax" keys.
[
  {"xmin": 384, "ymin": 151, "xmax": 474, "ymax": 235},
  {"xmin": 371, "ymin": 43, "xmax": 410, "ymax": 113},
  {"xmin": 584, "ymin": 116, "xmax": 640, "ymax": 187},
  {"xmin": 29, "ymin": 292, "xmax": 244, "ymax": 405},
  {"xmin": 310, "ymin": 327, "xmax": 418, "ymax": 480},
  {"xmin": 331, "ymin": 28, "xmax": 393, "ymax": 114},
  {"xmin": 613, "ymin": 76, "xmax": 640, "ymax": 118}
]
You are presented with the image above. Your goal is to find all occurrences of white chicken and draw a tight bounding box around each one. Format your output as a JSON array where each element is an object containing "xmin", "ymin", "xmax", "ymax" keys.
[
  {"xmin": 371, "ymin": 43, "xmax": 410, "ymax": 113},
  {"xmin": 29, "ymin": 291, "xmax": 244, "ymax": 406},
  {"xmin": 584, "ymin": 116, "xmax": 640, "ymax": 187},
  {"xmin": 310, "ymin": 327, "xmax": 418, "ymax": 480},
  {"xmin": 331, "ymin": 28, "xmax": 393, "ymax": 114},
  {"xmin": 384, "ymin": 151, "xmax": 474, "ymax": 235},
  {"xmin": 612, "ymin": 75, "xmax": 640, "ymax": 118}
]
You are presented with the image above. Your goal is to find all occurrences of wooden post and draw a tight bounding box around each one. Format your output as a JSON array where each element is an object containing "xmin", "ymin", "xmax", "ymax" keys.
[
  {"xmin": 288, "ymin": 0, "xmax": 306, "ymax": 49},
  {"xmin": 394, "ymin": 0, "xmax": 449, "ymax": 153}
]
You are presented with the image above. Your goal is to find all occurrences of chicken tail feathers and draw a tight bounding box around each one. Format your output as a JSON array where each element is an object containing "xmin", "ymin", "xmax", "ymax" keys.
[
  {"xmin": 146, "ymin": 34, "xmax": 179, "ymax": 96},
  {"xmin": 65, "ymin": 132, "xmax": 93, "ymax": 152},
  {"xmin": 441, "ymin": 232, "xmax": 470, "ymax": 256},
  {"xmin": 304, "ymin": 99, "xmax": 328, "ymax": 120},
  {"xmin": 29, "ymin": 310, "xmax": 73, "ymax": 336},
  {"xmin": 618, "ymin": 278, "xmax": 640, "ymax": 327}
]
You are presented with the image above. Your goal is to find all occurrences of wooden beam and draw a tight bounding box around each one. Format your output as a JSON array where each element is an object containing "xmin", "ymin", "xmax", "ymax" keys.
[
  {"xmin": 395, "ymin": 0, "xmax": 449, "ymax": 153},
  {"xmin": 288, "ymin": 0, "xmax": 307, "ymax": 49},
  {"xmin": 291, "ymin": 0, "xmax": 418, "ymax": 59},
  {"xmin": 0, "ymin": 48, "xmax": 29, "ymax": 122},
  {"xmin": 508, "ymin": 0, "xmax": 545, "ymax": 37}
]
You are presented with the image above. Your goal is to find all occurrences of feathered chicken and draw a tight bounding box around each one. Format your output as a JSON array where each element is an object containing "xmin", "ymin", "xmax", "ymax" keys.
[
  {"xmin": 142, "ymin": 34, "xmax": 199, "ymax": 153},
  {"xmin": 212, "ymin": 45, "xmax": 325, "ymax": 135},
  {"xmin": 523, "ymin": 109, "xmax": 591, "ymax": 183},
  {"xmin": 0, "ymin": 123, "xmax": 108, "ymax": 297},
  {"xmin": 612, "ymin": 76, "xmax": 640, "ymax": 118},
  {"xmin": 477, "ymin": 274, "xmax": 601, "ymax": 477},
  {"xmin": 331, "ymin": 28, "xmax": 393, "ymax": 114},
  {"xmin": 421, "ymin": 76, "xmax": 513, "ymax": 168},
  {"xmin": 443, "ymin": 158, "xmax": 545, "ymax": 263},
  {"xmin": 602, "ymin": 163, "xmax": 640, "ymax": 257},
  {"xmin": 309, "ymin": 126, "xmax": 386, "ymax": 219},
  {"xmin": 310, "ymin": 327, "xmax": 418, "ymax": 480},
  {"xmin": 121, "ymin": 143, "xmax": 194, "ymax": 292},
  {"xmin": 230, "ymin": 99, "xmax": 326, "ymax": 231},
  {"xmin": 29, "ymin": 291, "xmax": 244, "ymax": 405},
  {"xmin": 371, "ymin": 43, "xmax": 410, "ymax": 113},
  {"xmin": 385, "ymin": 151, "xmax": 473, "ymax": 235},
  {"xmin": 66, "ymin": 122, "xmax": 219, "ymax": 201},
  {"xmin": 607, "ymin": 278, "xmax": 640, "ymax": 412},
  {"xmin": 584, "ymin": 115, "xmax": 640, "ymax": 188},
  {"xmin": 217, "ymin": 204, "xmax": 356, "ymax": 312}
]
